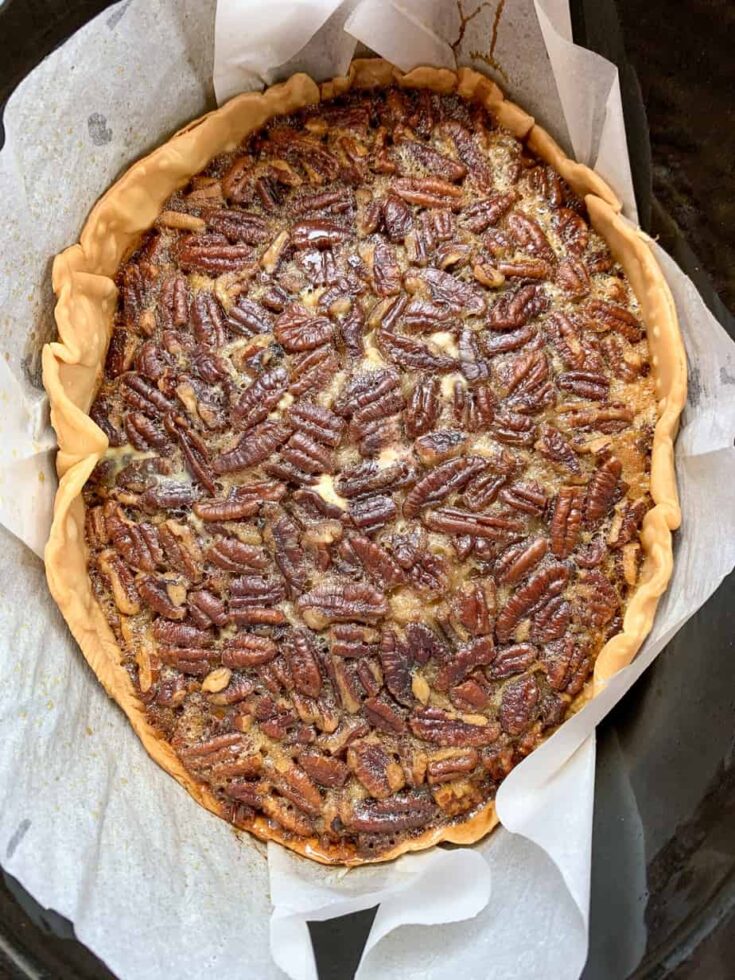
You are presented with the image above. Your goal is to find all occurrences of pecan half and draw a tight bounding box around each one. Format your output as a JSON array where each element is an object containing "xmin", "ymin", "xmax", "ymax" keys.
[
  {"xmin": 271, "ymin": 765, "xmax": 324, "ymax": 817},
  {"xmin": 138, "ymin": 577, "xmax": 186, "ymax": 619},
  {"xmin": 363, "ymin": 696, "xmax": 407, "ymax": 734},
  {"xmin": 457, "ymin": 328, "xmax": 490, "ymax": 382},
  {"xmin": 229, "ymin": 575, "xmax": 287, "ymax": 625},
  {"xmin": 189, "ymin": 589, "xmax": 228, "ymax": 628},
  {"xmin": 403, "ymin": 456, "xmax": 488, "ymax": 519},
  {"xmin": 106, "ymin": 506, "xmax": 162, "ymax": 572},
  {"xmin": 232, "ymin": 367, "xmax": 290, "ymax": 428},
  {"xmin": 409, "ymin": 708, "xmax": 501, "ymax": 747},
  {"xmin": 227, "ymin": 296, "xmax": 275, "ymax": 336},
  {"xmin": 532, "ymin": 596, "xmax": 571, "ymax": 642},
  {"xmin": 541, "ymin": 635, "xmax": 591, "ymax": 695},
  {"xmin": 585, "ymin": 456, "xmax": 622, "ymax": 524},
  {"xmin": 404, "ymin": 622, "xmax": 448, "ymax": 665},
  {"xmin": 378, "ymin": 629, "xmax": 413, "ymax": 705},
  {"xmin": 558, "ymin": 402, "xmax": 634, "ymax": 432},
  {"xmin": 262, "ymin": 504, "xmax": 309, "ymax": 593},
  {"xmin": 297, "ymin": 582, "xmax": 388, "ymax": 629},
  {"xmin": 576, "ymin": 569, "xmax": 620, "ymax": 628},
  {"xmin": 159, "ymin": 273, "xmax": 190, "ymax": 330},
  {"xmin": 153, "ymin": 619, "xmax": 212, "ymax": 651},
  {"xmin": 404, "ymin": 377, "xmax": 441, "ymax": 438},
  {"xmin": 350, "ymin": 495, "xmax": 398, "ymax": 534},
  {"xmin": 206, "ymin": 538, "xmax": 268, "ymax": 572},
  {"xmin": 164, "ymin": 415, "xmax": 216, "ymax": 493},
  {"xmin": 555, "ymin": 208, "xmax": 589, "ymax": 255},
  {"xmin": 550, "ymin": 486, "xmax": 585, "ymax": 558},
  {"xmin": 158, "ymin": 646, "xmax": 212, "ymax": 676},
  {"xmin": 487, "ymin": 284, "xmax": 548, "ymax": 330},
  {"xmin": 336, "ymin": 458, "xmax": 412, "ymax": 499},
  {"xmin": 496, "ymin": 564, "xmax": 570, "ymax": 642},
  {"xmin": 283, "ymin": 629, "xmax": 323, "ymax": 698},
  {"xmin": 331, "ymin": 624, "xmax": 380, "ymax": 658},
  {"xmin": 121, "ymin": 374, "xmax": 175, "ymax": 417},
  {"xmin": 499, "ymin": 675, "xmax": 539, "ymax": 736},
  {"xmin": 494, "ymin": 538, "xmax": 548, "ymax": 586},
  {"xmin": 347, "ymin": 741, "xmax": 405, "ymax": 799},
  {"xmin": 194, "ymin": 481, "xmax": 285, "ymax": 521},
  {"xmin": 498, "ymin": 482, "xmax": 547, "ymax": 517},
  {"xmin": 274, "ymin": 308, "xmax": 334, "ymax": 351},
  {"xmin": 425, "ymin": 507, "xmax": 525, "ymax": 543},
  {"xmin": 381, "ymin": 194, "xmax": 414, "ymax": 242},
  {"xmin": 435, "ymin": 636, "xmax": 495, "ymax": 692},
  {"xmin": 391, "ymin": 176, "xmax": 464, "ymax": 210},
  {"xmin": 481, "ymin": 323, "xmax": 538, "ymax": 356},
  {"xmin": 544, "ymin": 311, "xmax": 602, "ymax": 372},
  {"xmin": 289, "ymin": 400, "xmax": 344, "ymax": 447},
  {"xmin": 404, "ymin": 267, "xmax": 485, "ymax": 315},
  {"xmin": 297, "ymin": 751, "xmax": 349, "ymax": 788},
  {"xmin": 394, "ymin": 137, "xmax": 467, "ymax": 182},
  {"xmin": 439, "ymin": 120, "xmax": 492, "ymax": 186},
  {"xmin": 608, "ymin": 498, "xmax": 648, "ymax": 549},
  {"xmin": 348, "ymin": 535, "xmax": 405, "ymax": 588},
  {"xmin": 462, "ymin": 191, "xmax": 517, "ymax": 233},
  {"xmin": 205, "ymin": 207, "xmax": 269, "ymax": 244},
  {"xmin": 340, "ymin": 367, "xmax": 405, "ymax": 455},
  {"xmin": 536, "ymin": 424, "xmax": 581, "ymax": 474},
  {"xmin": 489, "ymin": 643, "xmax": 538, "ymax": 679},
  {"xmin": 371, "ymin": 241, "xmax": 401, "ymax": 296},
  {"xmin": 343, "ymin": 793, "xmax": 438, "ymax": 833},
  {"xmin": 449, "ymin": 676, "xmax": 490, "ymax": 711},
  {"xmin": 450, "ymin": 581, "xmax": 495, "ymax": 636},
  {"xmin": 406, "ymin": 548, "xmax": 450, "ymax": 597},
  {"xmin": 558, "ymin": 371, "xmax": 610, "ymax": 402},
  {"xmin": 426, "ymin": 749, "xmax": 480, "ymax": 785},
  {"xmin": 377, "ymin": 324, "xmax": 457, "ymax": 373},
  {"xmin": 339, "ymin": 305, "xmax": 366, "ymax": 358},
  {"xmin": 213, "ymin": 420, "xmax": 292, "ymax": 474},
  {"xmin": 221, "ymin": 634, "xmax": 278, "ymax": 668},
  {"xmin": 583, "ymin": 300, "xmax": 643, "ymax": 342},
  {"xmin": 261, "ymin": 795, "xmax": 315, "ymax": 837},
  {"xmin": 491, "ymin": 410, "xmax": 537, "ymax": 447},
  {"xmin": 557, "ymin": 257, "xmax": 590, "ymax": 298},
  {"xmin": 462, "ymin": 450, "xmax": 517, "ymax": 511},
  {"xmin": 97, "ymin": 550, "xmax": 140, "ymax": 614},
  {"xmin": 507, "ymin": 212, "xmax": 555, "ymax": 264},
  {"xmin": 290, "ymin": 219, "xmax": 349, "ymax": 250},
  {"xmin": 178, "ymin": 234, "xmax": 254, "ymax": 274},
  {"xmin": 453, "ymin": 382, "xmax": 497, "ymax": 431},
  {"xmin": 139, "ymin": 480, "xmax": 199, "ymax": 513},
  {"xmin": 405, "ymin": 210, "xmax": 454, "ymax": 264},
  {"xmin": 415, "ymin": 429, "xmax": 469, "ymax": 466},
  {"xmin": 289, "ymin": 345, "xmax": 340, "ymax": 397}
]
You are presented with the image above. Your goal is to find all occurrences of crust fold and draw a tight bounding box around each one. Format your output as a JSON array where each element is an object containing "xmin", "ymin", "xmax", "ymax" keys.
[{"xmin": 42, "ymin": 59, "xmax": 686, "ymax": 865}]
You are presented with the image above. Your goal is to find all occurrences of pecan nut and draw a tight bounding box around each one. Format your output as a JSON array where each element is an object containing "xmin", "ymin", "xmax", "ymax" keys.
[
  {"xmin": 297, "ymin": 582, "xmax": 388, "ymax": 629},
  {"xmin": 496, "ymin": 564, "xmax": 570, "ymax": 642},
  {"xmin": 409, "ymin": 708, "xmax": 501, "ymax": 747}
]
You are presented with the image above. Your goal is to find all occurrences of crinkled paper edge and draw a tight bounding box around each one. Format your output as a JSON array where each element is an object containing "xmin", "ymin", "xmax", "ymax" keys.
[{"xmin": 42, "ymin": 58, "xmax": 687, "ymax": 866}]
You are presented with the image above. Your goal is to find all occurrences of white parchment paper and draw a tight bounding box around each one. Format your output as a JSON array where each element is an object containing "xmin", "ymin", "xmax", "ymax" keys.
[{"xmin": 0, "ymin": 1, "xmax": 733, "ymax": 978}]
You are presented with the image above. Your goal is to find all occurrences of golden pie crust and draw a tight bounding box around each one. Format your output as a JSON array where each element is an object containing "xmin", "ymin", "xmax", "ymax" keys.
[{"xmin": 43, "ymin": 59, "xmax": 687, "ymax": 865}]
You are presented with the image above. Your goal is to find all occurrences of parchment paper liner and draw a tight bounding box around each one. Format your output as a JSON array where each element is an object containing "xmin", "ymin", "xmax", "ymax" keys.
[{"xmin": 42, "ymin": 58, "xmax": 687, "ymax": 866}]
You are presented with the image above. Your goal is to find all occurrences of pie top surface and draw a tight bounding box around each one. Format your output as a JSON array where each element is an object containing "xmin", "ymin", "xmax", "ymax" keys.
[{"xmin": 81, "ymin": 84, "xmax": 657, "ymax": 862}]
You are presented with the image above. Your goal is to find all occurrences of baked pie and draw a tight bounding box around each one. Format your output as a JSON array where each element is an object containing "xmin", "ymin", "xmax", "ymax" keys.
[{"xmin": 44, "ymin": 60, "xmax": 686, "ymax": 864}]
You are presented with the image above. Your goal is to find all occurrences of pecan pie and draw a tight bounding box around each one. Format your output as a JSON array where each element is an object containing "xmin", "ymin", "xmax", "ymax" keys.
[{"xmin": 43, "ymin": 60, "xmax": 686, "ymax": 864}]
